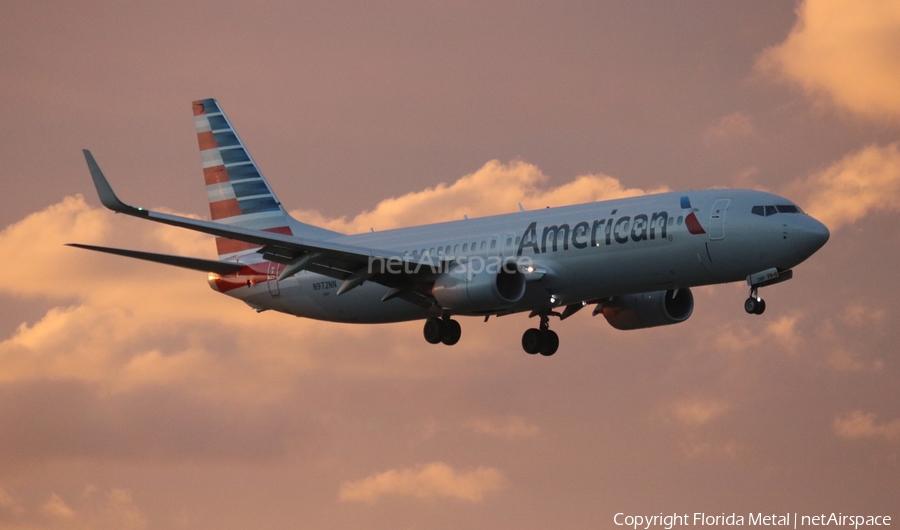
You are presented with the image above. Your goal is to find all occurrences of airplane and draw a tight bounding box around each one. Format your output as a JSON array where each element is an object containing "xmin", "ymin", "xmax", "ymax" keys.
[{"xmin": 70, "ymin": 98, "xmax": 830, "ymax": 356}]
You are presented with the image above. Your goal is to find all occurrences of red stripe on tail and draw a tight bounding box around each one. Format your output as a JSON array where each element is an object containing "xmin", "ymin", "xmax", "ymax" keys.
[{"xmin": 209, "ymin": 199, "xmax": 242, "ymax": 220}]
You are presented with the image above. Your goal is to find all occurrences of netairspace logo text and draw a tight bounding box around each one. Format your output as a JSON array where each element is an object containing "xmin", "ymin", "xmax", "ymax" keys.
[{"xmin": 614, "ymin": 512, "xmax": 891, "ymax": 530}]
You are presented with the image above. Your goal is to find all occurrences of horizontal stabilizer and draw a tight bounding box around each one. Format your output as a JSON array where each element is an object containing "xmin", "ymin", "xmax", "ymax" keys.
[{"xmin": 67, "ymin": 243, "xmax": 245, "ymax": 274}]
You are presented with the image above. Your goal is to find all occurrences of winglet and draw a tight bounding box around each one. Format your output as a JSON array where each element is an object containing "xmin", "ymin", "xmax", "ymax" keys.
[{"xmin": 82, "ymin": 149, "xmax": 142, "ymax": 214}]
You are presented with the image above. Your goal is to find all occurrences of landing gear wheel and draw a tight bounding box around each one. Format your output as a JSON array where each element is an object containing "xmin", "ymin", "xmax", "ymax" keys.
[
  {"xmin": 523, "ymin": 313, "xmax": 561, "ymax": 356},
  {"xmin": 441, "ymin": 319, "xmax": 461, "ymax": 345},
  {"xmin": 744, "ymin": 297, "xmax": 766, "ymax": 315},
  {"xmin": 423, "ymin": 317, "xmax": 444, "ymax": 344},
  {"xmin": 754, "ymin": 299, "xmax": 766, "ymax": 315},
  {"xmin": 539, "ymin": 330, "xmax": 559, "ymax": 356},
  {"xmin": 744, "ymin": 297, "xmax": 757, "ymax": 314},
  {"xmin": 522, "ymin": 328, "xmax": 542, "ymax": 355}
]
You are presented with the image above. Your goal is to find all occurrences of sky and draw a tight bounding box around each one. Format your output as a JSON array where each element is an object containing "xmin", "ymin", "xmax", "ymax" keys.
[{"xmin": 1, "ymin": 1, "xmax": 900, "ymax": 529}]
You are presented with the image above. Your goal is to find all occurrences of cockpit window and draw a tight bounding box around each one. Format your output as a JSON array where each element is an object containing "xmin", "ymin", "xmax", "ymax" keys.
[{"xmin": 752, "ymin": 204, "xmax": 804, "ymax": 216}]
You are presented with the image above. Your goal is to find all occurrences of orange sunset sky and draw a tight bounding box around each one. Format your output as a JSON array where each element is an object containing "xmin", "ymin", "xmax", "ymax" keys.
[{"xmin": 1, "ymin": 1, "xmax": 899, "ymax": 529}]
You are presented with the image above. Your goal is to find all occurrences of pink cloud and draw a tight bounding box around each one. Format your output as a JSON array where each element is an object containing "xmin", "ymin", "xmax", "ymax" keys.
[
  {"xmin": 338, "ymin": 462, "xmax": 507, "ymax": 503},
  {"xmin": 834, "ymin": 411, "xmax": 900, "ymax": 442},
  {"xmin": 291, "ymin": 160, "xmax": 667, "ymax": 234},
  {"xmin": 786, "ymin": 143, "xmax": 900, "ymax": 231},
  {"xmin": 757, "ymin": 0, "xmax": 900, "ymax": 120}
]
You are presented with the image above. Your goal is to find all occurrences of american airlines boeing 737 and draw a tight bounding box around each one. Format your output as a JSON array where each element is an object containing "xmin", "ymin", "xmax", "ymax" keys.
[{"xmin": 71, "ymin": 98, "xmax": 830, "ymax": 356}]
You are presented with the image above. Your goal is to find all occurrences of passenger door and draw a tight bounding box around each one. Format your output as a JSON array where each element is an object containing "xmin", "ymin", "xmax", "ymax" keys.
[{"xmin": 709, "ymin": 199, "xmax": 729, "ymax": 240}]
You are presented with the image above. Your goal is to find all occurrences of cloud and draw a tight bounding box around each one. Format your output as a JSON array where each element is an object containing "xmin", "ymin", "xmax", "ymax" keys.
[
  {"xmin": 813, "ymin": 305, "xmax": 886, "ymax": 373},
  {"xmin": 834, "ymin": 411, "xmax": 900, "ymax": 442},
  {"xmin": 338, "ymin": 462, "xmax": 507, "ymax": 503},
  {"xmin": 28, "ymin": 488, "xmax": 147, "ymax": 530},
  {"xmin": 462, "ymin": 416, "xmax": 540, "ymax": 439},
  {"xmin": 679, "ymin": 440, "xmax": 744, "ymax": 460},
  {"xmin": 688, "ymin": 303, "xmax": 805, "ymax": 359},
  {"xmin": 673, "ymin": 398, "xmax": 729, "ymax": 426},
  {"xmin": 291, "ymin": 160, "xmax": 667, "ymax": 234},
  {"xmin": 710, "ymin": 322, "xmax": 762, "ymax": 354},
  {"xmin": 704, "ymin": 112, "xmax": 755, "ymax": 143},
  {"xmin": 764, "ymin": 315, "xmax": 803, "ymax": 354},
  {"xmin": 0, "ymin": 486, "xmax": 20, "ymax": 512},
  {"xmin": 826, "ymin": 349, "xmax": 884, "ymax": 373},
  {"xmin": 757, "ymin": 0, "xmax": 900, "ymax": 120},
  {"xmin": 785, "ymin": 143, "xmax": 900, "ymax": 230},
  {"xmin": 841, "ymin": 303, "xmax": 886, "ymax": 327},
  {"xmin": 41, "ymin": 494, "xmax": 75, "ymax": 519}
]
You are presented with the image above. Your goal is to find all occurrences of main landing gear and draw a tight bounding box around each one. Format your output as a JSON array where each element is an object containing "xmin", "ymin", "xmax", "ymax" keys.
[
  {"xmin": 521, "ymin": 313, "xmax": 559, "ymax": 356},
  {"xmin": 423, "ymin": 313, "xmax": 561, "ymax": 356},
  {"xmin": 423, "ymin": 316, "xmax": 461, "ymax": 346}
]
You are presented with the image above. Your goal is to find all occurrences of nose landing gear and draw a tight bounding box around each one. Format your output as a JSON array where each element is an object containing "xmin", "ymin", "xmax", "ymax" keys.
[
  {"xmin": 744, "ymin": 268, "xmax": 792, "ymax": 315},
  {"xmin": 744, "ymin": 287, "xmax": 766, "ymax": 315},
  {"xmin": 522, "ymin": 313, "xmax": 559, "ymax": 356}
]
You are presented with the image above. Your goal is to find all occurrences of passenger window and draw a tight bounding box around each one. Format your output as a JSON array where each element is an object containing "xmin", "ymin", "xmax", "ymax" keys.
[
  {"xmin": 751, "ymin": 206, "xmax": 764, "ymax": 216},
  {"xmin": 765, "ymin": 205, "xmax": 777, "ymax": 216},
  {"xmin": 506, "ymin": 237, "xmax": 512, "ymax": 247},
  {"xmin": 677, "ymin": 216, "xmax": 683, "ymax": 225},
  {"xmin": 471, "ymin": 241, "xmax": 476, "ymax": 250},
  {"xmin": 490, "ymin": 240, "xmax": 497, "ymax": 249},
  {"xmin": 462, "ymin": 243, "xmax": 468, "ymax": 252},
  {"xmin": 429, "ymin": 247, "xmax": 434, "ymax": 254},
  {"xmin": 515, "ymin": 236, "xmax": 521, "ymax": 245},
  {"xmin": 445, "ymin": 245, "xmax": 451, "ymax": 254},
  {"xmin": 480, "ymin": 241, "xmax": 486, "ymax": 250}
]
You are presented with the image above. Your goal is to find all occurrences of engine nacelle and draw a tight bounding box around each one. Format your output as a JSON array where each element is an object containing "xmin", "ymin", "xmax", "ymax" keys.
[
  {"xmin": 602, "ymin": 288, "xmax": 694, "ymax": 330},
  {"xmin": 433, "ymin": 259, "xmax": 526, "ymax": 312}
]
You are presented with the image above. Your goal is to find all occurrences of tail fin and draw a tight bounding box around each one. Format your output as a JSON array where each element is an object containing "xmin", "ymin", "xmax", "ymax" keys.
[{"xmin": 192, "ymin": 98, "xmax": 339, "ymax": 259}]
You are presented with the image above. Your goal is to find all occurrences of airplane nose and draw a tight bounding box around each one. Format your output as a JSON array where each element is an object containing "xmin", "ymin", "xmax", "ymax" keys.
[{"xmin": 793, "ymin": 215, "xmax": 830, "ymax": 259}]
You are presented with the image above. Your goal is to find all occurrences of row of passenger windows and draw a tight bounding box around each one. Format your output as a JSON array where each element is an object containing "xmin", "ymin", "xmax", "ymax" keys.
[
  {"xmin": 407, "ymin": 237, "xmax": 515, "ymax": 259},
  {"xmin": 751, "ymin": 204, "xmax": 802, "ymax": 216}
]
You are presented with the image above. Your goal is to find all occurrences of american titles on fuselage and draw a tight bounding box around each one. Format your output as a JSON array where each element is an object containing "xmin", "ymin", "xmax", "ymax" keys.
[
  {"xmin": 516, "ymin": 209, "xmax": 678, "ymax": 256},
  {"xmin": 404, "ymin": 209, "xmax": 685, "ymax": 262}
]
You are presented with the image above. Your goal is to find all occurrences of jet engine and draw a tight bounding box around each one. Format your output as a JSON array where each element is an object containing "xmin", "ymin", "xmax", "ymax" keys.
[
  {"xmin": 601, "ymin": 288, "xmax": 693, "ymax": 330},
  {"xmin": 433, "ymin": 259, "xmax": 526, "ymax": 312}
]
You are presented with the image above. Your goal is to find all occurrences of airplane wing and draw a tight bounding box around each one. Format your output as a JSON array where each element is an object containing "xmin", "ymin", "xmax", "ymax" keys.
[{"xmin": 79, "ymin": 150, "xmax": 448, "ymax": 302}]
